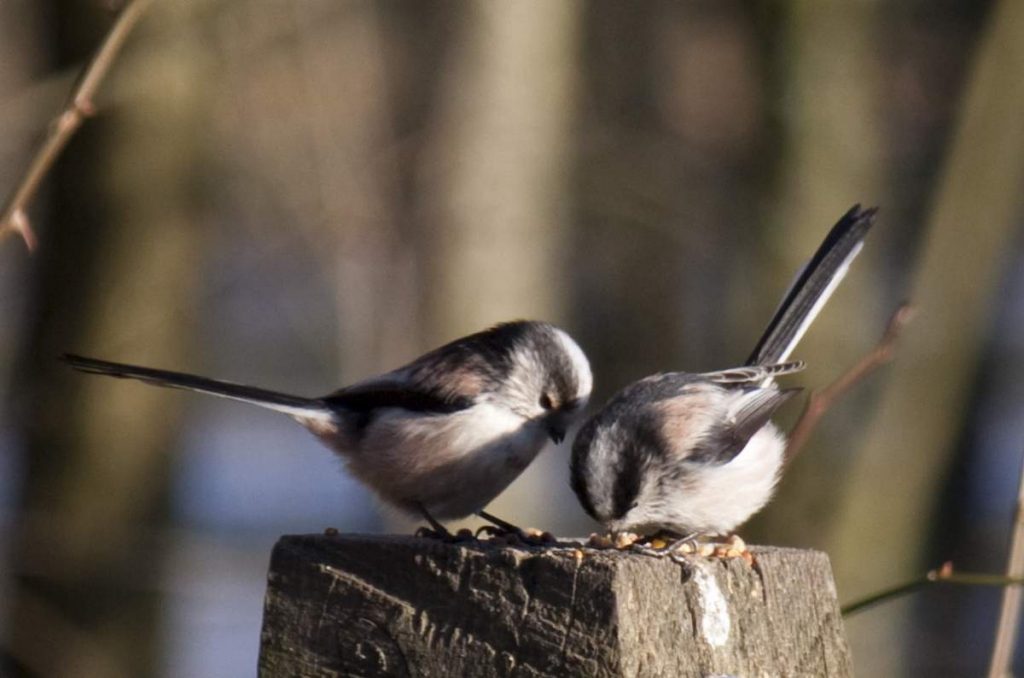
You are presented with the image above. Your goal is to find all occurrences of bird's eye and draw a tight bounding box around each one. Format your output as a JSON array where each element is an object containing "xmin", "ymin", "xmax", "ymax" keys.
[{"xmin": 539, "ymin": 393, "xmax": 554, "ymax": 410}]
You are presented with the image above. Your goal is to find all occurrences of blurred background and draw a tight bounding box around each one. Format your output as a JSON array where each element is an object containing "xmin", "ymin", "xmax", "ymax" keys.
[{"xmin": 1, "ymin": 0, "xmax": 1022, "ymax": 675}]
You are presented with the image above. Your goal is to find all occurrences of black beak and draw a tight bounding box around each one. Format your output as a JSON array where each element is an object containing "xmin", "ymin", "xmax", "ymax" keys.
[{"xmin": 548, "ymin": 425, "xmax": 566, "ymax": 444}]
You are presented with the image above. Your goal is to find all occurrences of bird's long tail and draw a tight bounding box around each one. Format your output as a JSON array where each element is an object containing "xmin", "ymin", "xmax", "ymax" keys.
[
  {"xmin": 62, "ymin": 354, "xmax": 331, "ymax": 419},
  {"xmin": 746, "ymin": 204, "xmax": 877, "ymax": 367}
]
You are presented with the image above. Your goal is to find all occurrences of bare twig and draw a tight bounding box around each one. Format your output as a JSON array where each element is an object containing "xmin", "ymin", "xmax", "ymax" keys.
[
  {"xmin": 0, "ymin": 0, "xmax": 153, "ymax": 251},
  {"xmin": 842, "ymin": 562, "xmax": 1024, "ymax": 617},
  {"xmin": 785, "ymin": 302, "xmax": 915, "ymax": 462},
  {"xmin": 986, "ymin": 448, "xmax": 1024, "ymax": 678}
]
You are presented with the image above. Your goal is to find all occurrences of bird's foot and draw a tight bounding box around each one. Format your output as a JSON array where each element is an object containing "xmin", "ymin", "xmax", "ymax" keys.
[
  {"xmin": 414, "ymin": 525, "xmax": 448, "ymax": 540},
  {"xmin": 624, "ymin": 533, "xmax": 699, "ymax": 565},
  {"xmin": 414, "ymin": 525, "xmax": 476, "ymax": 543},
  {"xmin": 475, "ymin": 523, "xmax": 556, "ymax": 546},
  {"xmin": 474, "ymin": 510, "xmax": 556, "ymax": 546},
  {"xmin": 413, "ymin": 503, "xmax": 477, "ymax": 543}
]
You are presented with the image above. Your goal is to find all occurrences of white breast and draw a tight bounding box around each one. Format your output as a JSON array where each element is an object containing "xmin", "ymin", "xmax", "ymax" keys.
[{"xmin": 620, "ymin": 423, "xmax": 787, "ymax": 535}]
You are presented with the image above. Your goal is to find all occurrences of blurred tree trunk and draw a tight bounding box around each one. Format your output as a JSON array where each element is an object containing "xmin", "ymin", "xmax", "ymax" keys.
[
  {"xmin": 574, "ymin": 2, "xmax": 768, "ymax": 383},
  {"xmin": 287, "ymin": 3, "xmax": 421, "ymax": 380},
  {"xmin": 0, "ymin": 0, "xmax": 45, "ymax": 670},
  {"xmin": 413, "ymin": 0, "xmax": 582, "ymax": 531},
  {"xmin": 749, "ymin": 0, "xmax": 886, "ymax": 546},
  {"xmin": 829, "ymin": 0, "xmax": 1024, "ymax": 673},
  {"xmin": 652, "ymin": 4, "xmax": 769, "ymax": 373},
  {"xmin": 6, "ymin": 3, "xmax": 207, "ymax": 676},
  {"xmin": 420, "ymin": 1, "xmax": 580, "ymax": 335},
  {"xmin": 0, "ymin": 0, "xmax": 47, "ymax": 349}
]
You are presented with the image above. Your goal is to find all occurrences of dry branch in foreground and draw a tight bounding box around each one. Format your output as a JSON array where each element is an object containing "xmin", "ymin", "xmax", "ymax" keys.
[
  {"xmin": 785, "ymin": 302, "xmax": 915, "ymax": 462},
  {"xmin": 0, "ymin": 0, "xmax": 152, "ymax": 251}
]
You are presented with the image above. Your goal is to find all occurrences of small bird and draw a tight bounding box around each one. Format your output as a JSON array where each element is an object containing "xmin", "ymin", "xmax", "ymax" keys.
[
  {"xmin": 570, "ymin": 205, "xmax": 876, "ymax": 538},
  {"xmin": 64, "ymin": 320, "xmax": 592, "ymax": 534}
]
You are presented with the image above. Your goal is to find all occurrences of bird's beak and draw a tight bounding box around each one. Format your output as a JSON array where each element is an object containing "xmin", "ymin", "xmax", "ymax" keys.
[{"xmin": 548, "ymin": 425, "xmax": 566, "ymax": 445}]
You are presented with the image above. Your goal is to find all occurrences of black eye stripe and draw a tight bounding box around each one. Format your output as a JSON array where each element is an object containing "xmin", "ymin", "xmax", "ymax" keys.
[
  {"xmin": 609, "ymin": 418, "xmax": 664, "ymax": 520},
  {"xmin": 611, "ymin": 443, "xmax": 643, "ymax": 520},
  {"xmin": 570, "ymin": 420, "xmax": 600, "ymax": 520}
]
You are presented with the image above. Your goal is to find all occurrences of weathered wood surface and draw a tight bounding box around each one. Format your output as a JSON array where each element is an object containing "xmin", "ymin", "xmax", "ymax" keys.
[{"xmin": 258, "ymin": 534, "xmax": 852, "ymax": 677}]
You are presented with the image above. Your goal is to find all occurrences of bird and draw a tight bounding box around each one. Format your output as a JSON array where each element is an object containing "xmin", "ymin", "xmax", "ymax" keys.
[
  {"xmin": 570, "ymin": 204, "xmax": 876, "ymax": 539},
  {"xmin": 64, "ymin": 320, "xmax": 592, "ymax": 535}
]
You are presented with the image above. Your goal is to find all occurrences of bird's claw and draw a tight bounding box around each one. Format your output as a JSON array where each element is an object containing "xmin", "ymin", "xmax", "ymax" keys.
[
  {"xmin": 627, "ymin": 533, "xmax": 699, "ymax": 563},
  {"xmin": 414, "ymin": 526, "xmax": 447, "ymax": 540},
  {"xmin": 414, "ymin": 526, "xmax": 476, "ymax": 543},
  {"xmin": 474, "ymin": 524, "xmax": 503, "ymax": 538},
  {"xmin": 476, "ymin": 524, "xmax": 556, "ymax": 546}
]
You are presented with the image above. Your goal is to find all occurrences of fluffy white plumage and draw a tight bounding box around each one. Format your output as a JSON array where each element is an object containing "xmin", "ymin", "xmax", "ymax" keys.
[{"xmin": 608, "ymin": 423, "xmax": 787, "ymax": 535}]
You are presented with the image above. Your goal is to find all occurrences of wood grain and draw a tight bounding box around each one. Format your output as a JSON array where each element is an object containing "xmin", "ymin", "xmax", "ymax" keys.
[{"xmin": 259, "ymin": 534, "xmax": 852, "ymax": 677}]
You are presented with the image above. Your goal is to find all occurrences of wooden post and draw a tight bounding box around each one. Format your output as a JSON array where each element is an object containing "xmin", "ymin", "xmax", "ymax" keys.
[{"xmin": 258, "ymin": 534, "xmax": 852, "ymax": 677}]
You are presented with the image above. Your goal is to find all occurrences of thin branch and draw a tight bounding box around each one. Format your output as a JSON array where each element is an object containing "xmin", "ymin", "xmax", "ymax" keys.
[
  {"xmin": 986, "ymin": 447, "xmax": 1024, "ymax": 677},
  {"xmin": 0, "ymin": 0, "xmax": 153, "ymax": 251},
  {"xmin": 840, "ymin": 574, "xmax": 934, "ymax": 618},
  {"xmin": 785, "ymin": 302, "xmax": 915, "ymax": 462},
  {"xmin": 842, "ymin": 562, "xmax": 1024, "ymax": 617}
]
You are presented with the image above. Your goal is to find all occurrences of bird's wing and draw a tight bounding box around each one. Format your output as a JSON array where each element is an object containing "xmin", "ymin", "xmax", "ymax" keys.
[
  {"xmin": 323, "ymin": 370, "xmax": 475, "ymax": 415},
  {"xmin": 325, "ymin": 321, "xmax": 539, "ymax": 415},
  {"xmin": 685, "ymin": 387, "xmax": 802, "ymax": 464},
  {"xmin": 701, "ymin": 361, "xmax": 805, "ymax": 385}
]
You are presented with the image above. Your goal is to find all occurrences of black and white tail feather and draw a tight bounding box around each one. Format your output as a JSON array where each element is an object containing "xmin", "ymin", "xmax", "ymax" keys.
[
  {"xmin": 62, "ymin": 354, "xmax": 334, "ymax": 421},
  {"xmin": 746, "ymin": 204, "xmax": 877, "ymax": 368}
]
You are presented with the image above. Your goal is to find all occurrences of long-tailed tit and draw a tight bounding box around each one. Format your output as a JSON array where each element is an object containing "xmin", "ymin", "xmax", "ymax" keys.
[
  {"xmin": 570, "ymin": 205, "xmax": 876, "ymax": 537},
  {"xmin": 64, "ymin": 320, "xmax": 592, "ymax": 533}
]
